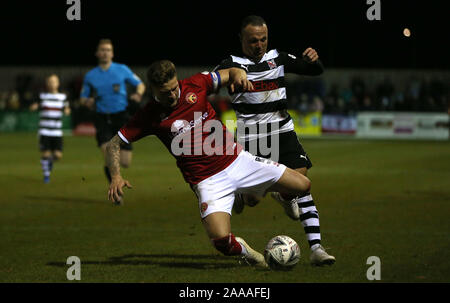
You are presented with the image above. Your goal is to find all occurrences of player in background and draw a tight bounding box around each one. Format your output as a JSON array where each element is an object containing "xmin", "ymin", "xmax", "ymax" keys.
[
  {"xmin": 80, "ymin": 39, "xmax": 145, "ymax": 204},
  {"xmin": 105, "ymin": 60, "xmax": 312, "ymax": 267},
  {"xmin": 30, "ymin": 74, "xmax": 70, "ymax": 184},
  {"xmin": 214, "ymin": 15, "xmax": 335, "ymax": 265}
]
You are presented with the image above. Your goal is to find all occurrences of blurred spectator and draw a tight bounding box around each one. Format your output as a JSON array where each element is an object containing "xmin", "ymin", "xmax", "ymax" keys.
[
  {"xmin": 351, "ymin": 76, "xmax": 366, "ymax": 104},
  {"xmin": 15, "ymin": 73, "xmax": 35, "ymax": 109},
  {"xmin": 345, "ymin": 96, "xmax": 359, "ymax": 115},
  {"xmin": 393, "ymin": 92, "xmax": 408, "ymax": 111},
  {"xmin": 298, "ymin": 93, "xmax": 309, "ymax": 113},
  {"xmin": 360, "ymin": 95, "xmax": 375, "ymax": 111},
  {"xmin": 405, "ymin": 76, "xmax": 421, "ymax": 111},
  {"xmin": 310, "ymin": 96, "xmax": 324, "ymax": 112},
  {"xmin": 323, "ymin": 84, "xmax": 341, "ymax": 114},
  {"xmin": 7, "ymin": 91, "xmax": 20, "ymax": 110},
  {"xmin": 0, "ymin": 91, "xmax": 8, "ymax": 110},
  {"xmin": 375, "ymin": 77, "xmax": 394, "ymax": 110}
]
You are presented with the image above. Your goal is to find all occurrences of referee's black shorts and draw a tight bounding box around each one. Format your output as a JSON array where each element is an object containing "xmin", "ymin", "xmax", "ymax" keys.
[
  {"xmin": 94, "ymin": 111, "xmax": 132, "ymax": 150},
  {"xmin": 243, "ymin": 130, "xmax": 312, "ymax": 170}
]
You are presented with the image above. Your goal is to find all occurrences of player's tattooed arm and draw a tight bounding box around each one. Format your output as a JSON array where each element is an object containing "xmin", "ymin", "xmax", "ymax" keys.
[
  {"xmin": 106, "ymin": 135, "xmax": 122, "ymax": 178},
  {"xmin": 106, "ymin": 135, "xmax": 132, "ymax": 202}
]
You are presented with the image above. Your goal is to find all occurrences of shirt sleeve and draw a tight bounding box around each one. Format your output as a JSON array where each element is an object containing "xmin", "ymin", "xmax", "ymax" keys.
[
  {"xmin": 80, "ymin": 75, "xmax": 91, "ymax": 98},
  {"xmin": 122, "ymin": 65, "xmax": 142, "ymax": 87},
  {"xmin": 213, "ymin": 57, "xmax": 247, "ymax": 72},
  {"xmin": 194, "ymin": 72, "xmax": 221, "ymax": 95},
  {"xmin": 281, "ymin": 52, "xmax": 324, "ymax": 76},
  {"xmin": 118, "ymin": 104, "xmax": 155, "ymax": 144}
]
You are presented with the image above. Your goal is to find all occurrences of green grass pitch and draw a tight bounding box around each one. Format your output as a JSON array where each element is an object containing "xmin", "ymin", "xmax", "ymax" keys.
[{"xmin": 1, "ymin": 132, "xmax": 449, "ymax": 282}]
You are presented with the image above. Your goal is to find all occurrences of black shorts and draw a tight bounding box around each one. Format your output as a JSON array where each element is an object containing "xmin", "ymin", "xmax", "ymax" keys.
[
  {"xmin": 39, "ymin": 135, "xmax": 63, "ymax": 152},
  {"xmin": 94, "ymin": 111, "xmax": 132, "ymax": 150},
  {"xmin": 243, "ymin": 130, "xmax": 312, "ymax": 169}
]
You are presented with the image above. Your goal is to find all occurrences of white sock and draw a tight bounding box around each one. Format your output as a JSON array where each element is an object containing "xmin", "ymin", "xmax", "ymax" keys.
[{"xmin": 240, "ymin": 243, "xmax": 248, "ymax": 255}]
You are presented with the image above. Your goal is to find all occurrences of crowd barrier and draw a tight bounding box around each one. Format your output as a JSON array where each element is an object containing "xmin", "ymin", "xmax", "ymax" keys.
[
  {"xmin": 220, "ymin": 110, "xmax": 448, "ymax": 140},
  {"xmin": 0, "ymin": 111, "xmax": 71, "ymax": 133}
]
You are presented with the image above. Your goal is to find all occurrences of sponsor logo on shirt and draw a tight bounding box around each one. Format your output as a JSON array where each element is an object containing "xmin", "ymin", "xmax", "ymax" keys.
[
  {"xmin": 251, "ymin": 79, "xmax": 280, "ymax": 92},
  {"xmin": 170, "ymin": 112, "xmax": 209, "ymax": 137},
  {"xmin": 240, "ymin": 64, "xmax": 249, "ymax": 72},
  {"xmin": 112, "ymin": 83, "xmax": 120, "ymax": 93},
  {"xmin": 255, "ymin": 156, "xmax": 279, "ymax": 166}
]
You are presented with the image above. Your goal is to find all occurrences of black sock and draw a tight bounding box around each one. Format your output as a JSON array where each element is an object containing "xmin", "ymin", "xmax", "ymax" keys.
[{"xmin": 104, "ymin": 166, "xmax": 112, "ymax": 183}]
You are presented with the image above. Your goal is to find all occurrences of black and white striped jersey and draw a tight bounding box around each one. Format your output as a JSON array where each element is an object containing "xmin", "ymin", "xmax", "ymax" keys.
[
  {"xmin": 38, "ymin": 93, "xmax": 68, "ymax": 137},
  {"xmin": 215, "ymin": 49, "xmax": 323, "ymax": 141}
]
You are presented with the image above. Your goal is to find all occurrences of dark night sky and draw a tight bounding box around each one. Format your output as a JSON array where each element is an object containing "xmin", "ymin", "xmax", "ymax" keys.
[{"xmin": 0, "ymin": 0, "xmax": 448, "ymax": 69}]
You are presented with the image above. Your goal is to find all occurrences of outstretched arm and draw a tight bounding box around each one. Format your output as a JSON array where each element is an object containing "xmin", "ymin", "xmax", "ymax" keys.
[
  {"xmin": 129, "ymin": 83, "xmax": 146, "ymax": 102},
  {"xmin": 106, "ymin": 135, "xmax": 132, "ymax": 202},
  {"xmin": 216, "ymin": 67, "xmax": 254, "ymax": 93},
  {"xmin": 80, "ymin": 97, "xmax": 95, "ymax": 109},
  {"xmin": 285, "ymin": 47, "xmax": 324, "ymax": 76}
]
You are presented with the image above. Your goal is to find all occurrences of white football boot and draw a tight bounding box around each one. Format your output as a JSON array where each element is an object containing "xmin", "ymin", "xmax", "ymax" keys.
[
  {"xmin": 270, "ymin": 192, "xmax": 300, "ymax": 220},
  {"xmin": 310, "ymin": 245, "xmax": 336, "ymax": 266},
  {"xmin": 235, "ymin": 237, "xmax": 268, "ymax": 268}
]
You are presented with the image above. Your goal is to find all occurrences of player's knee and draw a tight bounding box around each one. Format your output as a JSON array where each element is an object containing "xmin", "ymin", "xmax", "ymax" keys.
[
  {"xmin": 293, "ymin": 170, "xmax": 311, "ymax": 193},
  {"xmin": 120, "ymin": 161, "xmax": 130, "ymax": 168},
  {"xmin": 301, "ymin": 176, "xmax": 311, "ymax": 193},
  {"xmin": 302, "ymin": 176, "xmax": 311, "ymax": 192},
  {"xmin": 212, "ymin": 233, "xmax": 242, "ymax": 256},
  {"xmin": 41, "ymin": 151, "xmax": 51, "ymax": 158},
  {"xmin": 53, "ymin": 153, "xmax": 63, "ymax": 160}
]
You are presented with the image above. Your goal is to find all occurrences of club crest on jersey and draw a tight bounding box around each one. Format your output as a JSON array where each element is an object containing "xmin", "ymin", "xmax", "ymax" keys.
[
  {"xmin": 267, "ymin": 59, "xmax": 277, "ymax": 69},
  {"xmin": 112, "ymin": 83, "xmax": 120, "ymax": 92},
  {"xmin": 200, "ymin": 202, "xmax": 208, "ymax": 213},
  {"xmin": 186, "ymin": 92, "xmax": 198, "ymax": 104}
]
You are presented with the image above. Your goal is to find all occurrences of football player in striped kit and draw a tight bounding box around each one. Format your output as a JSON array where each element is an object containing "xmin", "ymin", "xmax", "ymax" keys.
[
  {"xmin": 215, "ymin": 15, "xmax": 335, "ymax": 266},
  {"xmin": 30, "ymin": 74, "xmax": 70, "ymax": 183},
  {"xmin": 105, "ymin": 60, "xmax": 312, "ymax": 268}
]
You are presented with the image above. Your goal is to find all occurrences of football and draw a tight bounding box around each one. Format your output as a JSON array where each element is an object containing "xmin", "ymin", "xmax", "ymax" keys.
[{"xmin": 264, "ymin": 235, "xmax": 300, "ymax": 270}]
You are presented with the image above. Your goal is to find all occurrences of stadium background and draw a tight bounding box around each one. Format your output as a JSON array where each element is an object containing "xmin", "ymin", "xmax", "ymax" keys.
[{"xmin": 0, "ymin": 0, "xmax": 449, "ymax": 284}]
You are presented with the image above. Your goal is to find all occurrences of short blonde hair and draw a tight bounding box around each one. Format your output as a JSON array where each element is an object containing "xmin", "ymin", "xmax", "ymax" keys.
[
  {"xmin": 147, "ymin": 60, "xmax": 177, "ymax": 87},
  {"xmin": 97, "ymin": 39, "xmax": 113, "ymax": 50},
  {"xmin": 46, "ymin": 73, "xmax": 59, "ymax": 81}
]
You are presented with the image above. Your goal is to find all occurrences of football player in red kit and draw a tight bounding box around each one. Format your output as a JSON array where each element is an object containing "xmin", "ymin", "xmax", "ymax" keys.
[{"xmin": 105, "ymin": 60, "xmax": 311, "ymax": 267}]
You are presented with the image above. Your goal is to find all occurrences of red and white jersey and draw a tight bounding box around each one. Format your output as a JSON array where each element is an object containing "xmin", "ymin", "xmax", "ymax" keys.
[{"xmin": 118, "ymin": 72, "xmax": 243, "ymax": 185}]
